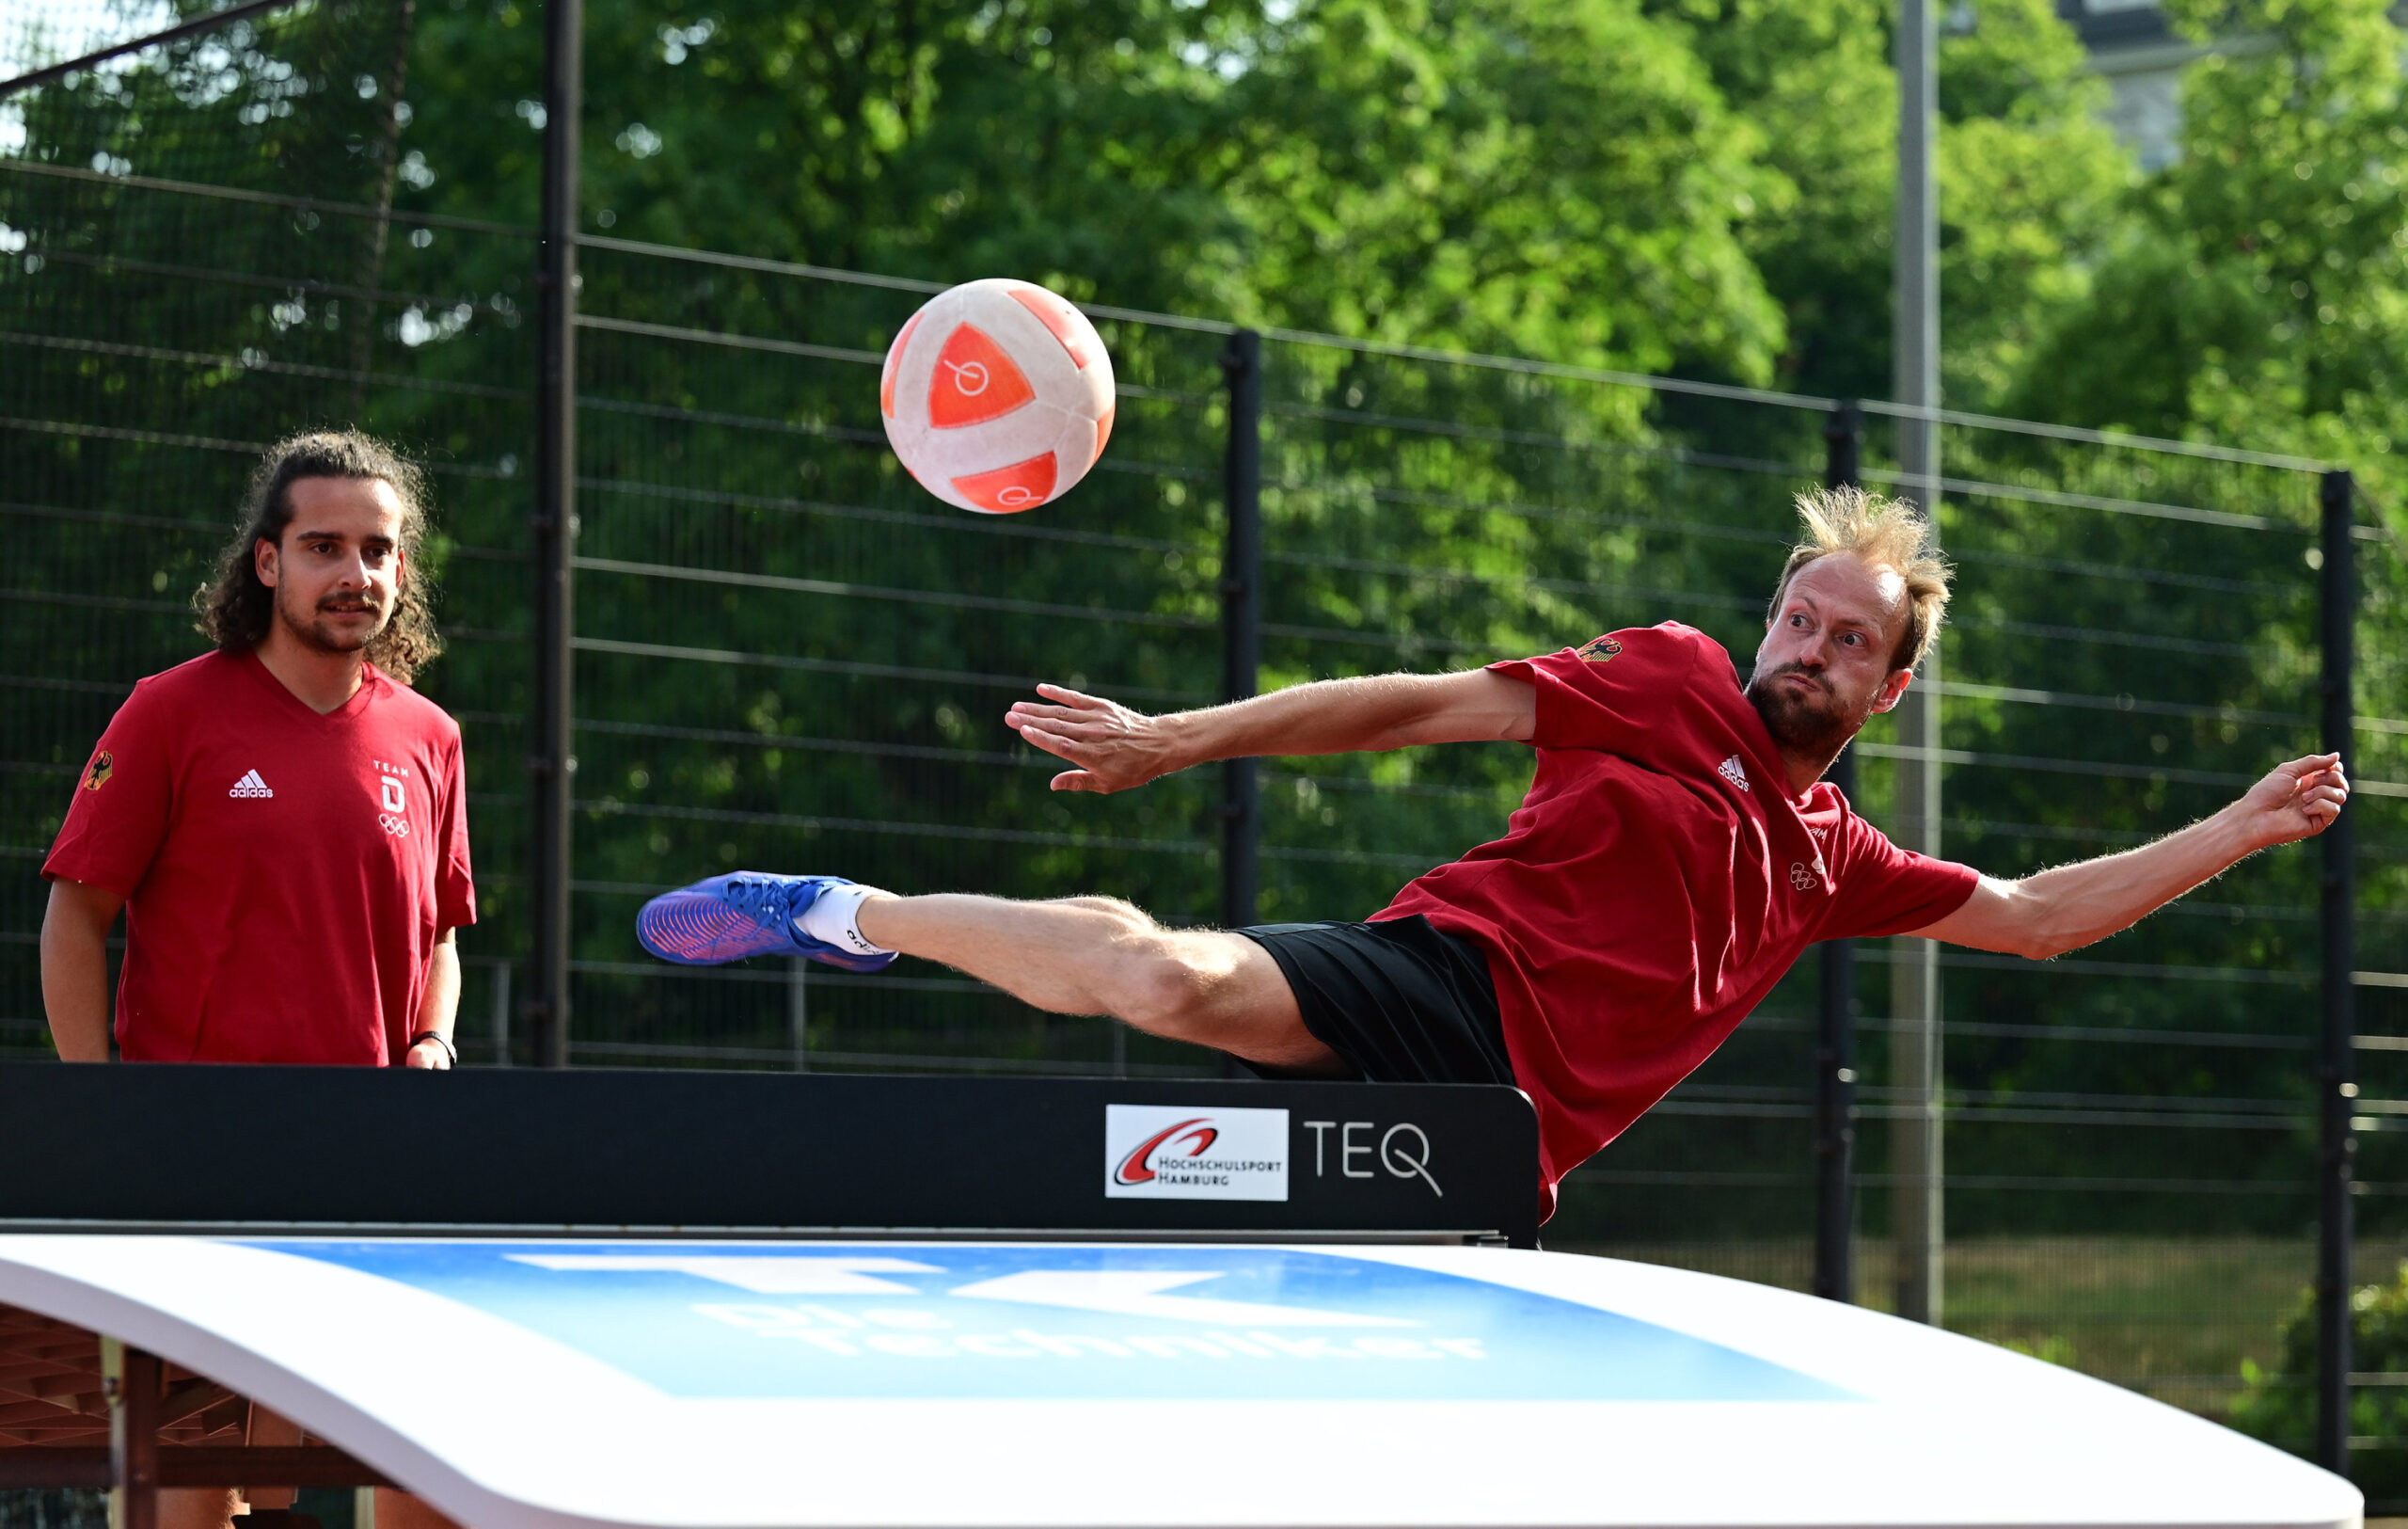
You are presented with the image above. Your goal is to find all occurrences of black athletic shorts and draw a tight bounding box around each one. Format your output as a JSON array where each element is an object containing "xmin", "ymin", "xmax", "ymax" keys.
[{"xmin": 1236, "ymin": 916, "xmax": 1515, "ymax": 1087}]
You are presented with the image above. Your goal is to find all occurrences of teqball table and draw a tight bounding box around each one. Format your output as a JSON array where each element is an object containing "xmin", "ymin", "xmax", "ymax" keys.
[{"xmin": 0, "ymin": 1062, "xmax": 2358, "ymax": 1529}]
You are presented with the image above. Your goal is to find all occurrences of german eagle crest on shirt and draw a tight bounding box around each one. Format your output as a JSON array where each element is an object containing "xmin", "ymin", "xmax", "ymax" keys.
[{"xmin": 1575, "ymin": 636, "xmax": 1623, "ymax": 663}]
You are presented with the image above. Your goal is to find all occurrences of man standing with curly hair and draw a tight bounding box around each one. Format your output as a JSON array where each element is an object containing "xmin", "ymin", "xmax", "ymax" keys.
[{"xmin": 40, "ymin": 430, "xmax": 476, "ymax": 1073}]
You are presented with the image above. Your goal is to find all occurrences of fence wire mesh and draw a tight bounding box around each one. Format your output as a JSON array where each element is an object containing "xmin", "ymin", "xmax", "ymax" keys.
[{"xmin": 8, "ymin": 0, "xmax": 2408, "ymax": 1499}]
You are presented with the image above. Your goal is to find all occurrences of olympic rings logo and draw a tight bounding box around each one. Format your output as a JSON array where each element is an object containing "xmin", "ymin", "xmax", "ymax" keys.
[{"xmin": 379, "ymin": 813, "xmax": 411, "ymax": 838}]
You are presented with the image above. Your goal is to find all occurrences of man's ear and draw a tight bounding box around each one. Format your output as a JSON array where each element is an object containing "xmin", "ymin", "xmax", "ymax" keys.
[
  {"xmin": 253, "ymin": 536, "xmax": 280, "ymax": 589},
  {"xmin": 1867, "ymin": 669, "xmax": 1914, "ymax": 715}
]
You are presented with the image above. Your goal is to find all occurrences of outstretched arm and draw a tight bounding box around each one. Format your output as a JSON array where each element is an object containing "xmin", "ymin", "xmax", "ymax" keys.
[
  {"xmin": 1910, "ymin": 754, "xmax": 2350, "ymax": 959},
  {"xmin": 1005, "ymin": 669, "xmax": 1537, "ymax": 793}
]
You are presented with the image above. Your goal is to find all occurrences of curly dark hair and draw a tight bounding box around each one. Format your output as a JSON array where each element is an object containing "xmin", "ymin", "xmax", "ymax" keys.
[{"xmin": 198, "ymin": 430, "xmax": 443, "ymax": 683}]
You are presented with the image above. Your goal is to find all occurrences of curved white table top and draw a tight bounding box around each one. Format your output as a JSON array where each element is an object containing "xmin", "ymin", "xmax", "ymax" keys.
[{"xmin": 0, "ymin": 1235, "xmax": 2360, "ymax": 1529}]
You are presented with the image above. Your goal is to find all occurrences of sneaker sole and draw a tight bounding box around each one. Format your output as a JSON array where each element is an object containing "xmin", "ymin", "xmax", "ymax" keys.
[{"xmin": 637, "ymin": 893, "xmax": 792, "ymax": 965}]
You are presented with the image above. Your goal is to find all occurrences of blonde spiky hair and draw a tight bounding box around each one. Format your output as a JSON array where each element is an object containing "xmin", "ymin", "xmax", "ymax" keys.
[{"xmin": 1766, "ymin": 486, "xmax": 1952, "ymax": 673}]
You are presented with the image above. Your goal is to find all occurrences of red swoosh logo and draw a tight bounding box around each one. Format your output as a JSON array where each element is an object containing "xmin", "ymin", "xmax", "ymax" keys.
[{"xmin": 1114, "ymin": 1118, "xmax": 1216, "ymax": 1186}]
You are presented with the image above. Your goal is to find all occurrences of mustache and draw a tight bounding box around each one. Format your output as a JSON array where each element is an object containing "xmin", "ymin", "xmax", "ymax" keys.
[
  {"xmin": 317, "ymin": 596, "xmax": 383, "ymax": 613},
  {"xmin": 1751, "ymin": 661, "xmax": 1830, "ymax": 697}
]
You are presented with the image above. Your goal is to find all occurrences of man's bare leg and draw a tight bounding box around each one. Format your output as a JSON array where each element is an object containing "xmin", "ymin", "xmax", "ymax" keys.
[{"xmin": 855, "ymin": 894, "xmax": 1344, "ymax": 1074}]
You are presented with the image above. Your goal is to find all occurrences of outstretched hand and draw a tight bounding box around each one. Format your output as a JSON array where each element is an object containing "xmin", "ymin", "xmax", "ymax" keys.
[
  {"xmin": 1006, "ymin": 684, "xmax": 1188, "ymax": 793},
  {"xmin": 2241, "ymin": 754, "xmax": 2350, "ymax": 848}
]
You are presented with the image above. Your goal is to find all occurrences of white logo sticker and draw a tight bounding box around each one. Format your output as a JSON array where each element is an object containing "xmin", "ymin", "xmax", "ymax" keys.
[{"xmin": 1104, "ymin": 1105, "xmax": 1289, "ymax": 1202}]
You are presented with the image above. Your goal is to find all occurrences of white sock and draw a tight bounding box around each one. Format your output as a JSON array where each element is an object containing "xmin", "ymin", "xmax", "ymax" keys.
[{"xmin": 795, "ymin": 883, "xmax": 895, "ymax": 958}]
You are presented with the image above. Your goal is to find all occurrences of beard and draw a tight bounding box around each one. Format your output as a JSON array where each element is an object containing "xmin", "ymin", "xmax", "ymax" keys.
[
  {"xmin": 275, "ymin": 582, "xmax": 389, "ymax": 656},
  {"xmin": 1746, "ymin": 662, "xmax": 1866, "ymax": 759}
]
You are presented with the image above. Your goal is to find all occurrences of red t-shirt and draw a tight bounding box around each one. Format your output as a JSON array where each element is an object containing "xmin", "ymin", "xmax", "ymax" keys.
[
  {"xmin": 1378, "ymin": 623, "xmax": 1977, "ymax": 1216},
  {"xmin": 43, "ymin": 650, "xmax": 477, "ymax": 1064}
]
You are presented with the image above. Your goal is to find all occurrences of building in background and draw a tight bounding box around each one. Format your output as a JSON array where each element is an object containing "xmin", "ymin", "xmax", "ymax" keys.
[
  {"xmin": 2061, "ymin": 0, "xmax": 2408, "ymax": 170},
  {"xmin": 2060, "ymin": 0, "xmax": 2225, "ymax": 170}
]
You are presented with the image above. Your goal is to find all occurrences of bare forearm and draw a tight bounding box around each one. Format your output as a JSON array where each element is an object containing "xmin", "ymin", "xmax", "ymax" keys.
[
  {"xmin": 1915, "ymin": 753, "xmax": 2344, "ymax": 960},
  {"xmin": 1006, "ymin": 668, "xmax": 1533, "ymax": 793},
  {"xmin": 2014, "ymin": 804, "xmax": 2259, "ymax": 957},
  {"xmin": 39, "ymin": 908, "xmax": 114, "ymax": 1063},
  {"xmin": 415, "ymin": 937, "xmax": 461, "ymax": 1046},
  {"xmin": 402, "ymin": 927, "xmax": 462, "ymax": 1066},
  {"xmin": 1165, "ymin": 672, "xmax": 1526, "ymax": 769}
]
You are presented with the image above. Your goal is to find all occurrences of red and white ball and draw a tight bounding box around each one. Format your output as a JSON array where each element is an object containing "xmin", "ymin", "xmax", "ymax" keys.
[{"xmin": 879, "ymin": 279, "xmax": 1116, "ymax": 515}]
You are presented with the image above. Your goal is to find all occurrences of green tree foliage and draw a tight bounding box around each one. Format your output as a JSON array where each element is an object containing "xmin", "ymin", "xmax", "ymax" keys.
[
  {"xmin": 2005, "ymin": 0, "xmax": 2408, "ymax": 463},
  {"xmin": 2234, "ymin": 1263, "xmax": 2408, "ymax": 1498},
  {"xmin": 1662, "ymin": 0, "xmax": 2132, "ymax": 404},
  {"xmin": 399, "ymin": 0, "xmax": 1794, "ymax": 376},
  {"xmin": 1935, "ymin": 0, "xmax": 2135, "ymax": 406},
  {"xmin": 1224, "ymin": 0, "xmax": 1785, "ymax": 377}
]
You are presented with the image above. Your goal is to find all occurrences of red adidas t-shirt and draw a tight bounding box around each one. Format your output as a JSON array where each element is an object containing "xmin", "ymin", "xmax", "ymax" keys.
[
  {"xmin": 43, "ymin": 650, "xmax": 477, "ymax": 1064},
  {"xmin": 1378, "ymin": 623, "xmax": 1977, "ymax": 1216}
]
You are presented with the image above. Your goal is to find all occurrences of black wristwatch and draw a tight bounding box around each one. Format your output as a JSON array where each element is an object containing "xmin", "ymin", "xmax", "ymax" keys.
[{"xmin": 409, "ymin": 1030, "xmax": 458, "ymax": 1066}]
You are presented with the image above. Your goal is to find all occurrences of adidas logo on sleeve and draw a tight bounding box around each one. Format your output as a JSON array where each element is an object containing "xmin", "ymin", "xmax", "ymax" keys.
[
  {"xmin": 1715, "ymin": 756, "xmax": 1750, "ymax": 792},
  {"xmin": 229, "ymin": 770, "xmax": 275, "ymax": 799}
]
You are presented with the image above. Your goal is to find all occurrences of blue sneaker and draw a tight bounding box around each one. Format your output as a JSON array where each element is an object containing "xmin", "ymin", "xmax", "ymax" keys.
[{"xmin": 636, "ymin": 872, "xmax": 896, "ymax": 973}]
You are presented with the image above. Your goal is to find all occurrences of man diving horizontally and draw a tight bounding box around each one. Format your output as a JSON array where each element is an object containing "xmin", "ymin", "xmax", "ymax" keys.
[{"xmin": 636, "ymin": 487, "xmax": 2349, "ymax": 1216}]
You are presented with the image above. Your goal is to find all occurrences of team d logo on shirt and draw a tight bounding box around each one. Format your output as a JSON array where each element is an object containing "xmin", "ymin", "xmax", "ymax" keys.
[
  {"xmin": 1575, "ymin": 636, "xmax": 1623, "ymax": 663},
  {"xmin": 372, "ymin": 759, "xmax": 412, "ymax": 838},
  {"xmin": 82, "ymin": 753, "xmax": 112, "ymax": 791}
]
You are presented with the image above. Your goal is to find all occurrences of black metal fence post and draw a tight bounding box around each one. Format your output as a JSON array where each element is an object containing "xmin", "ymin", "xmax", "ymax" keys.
[
  {"xmin": 1814, "ymin": 401, "xmax": 1862, "ymax": 1303},
  {"xmin": 2318, "ymin": 466, "xmax": 2358, "ymax": 1476},
  {"xmin": 1220, "ymin": 329, "xmax": 1263, "ymax": 933},
  {"xmin": 529, "ymin": 0, "xmax": 581, "ymax": 1068}
]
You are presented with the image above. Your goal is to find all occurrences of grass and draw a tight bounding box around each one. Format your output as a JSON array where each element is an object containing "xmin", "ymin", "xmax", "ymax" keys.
[{"xmin": 1550, "ymin": 1234, "xmax": 2408, "ymax": 1423}]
